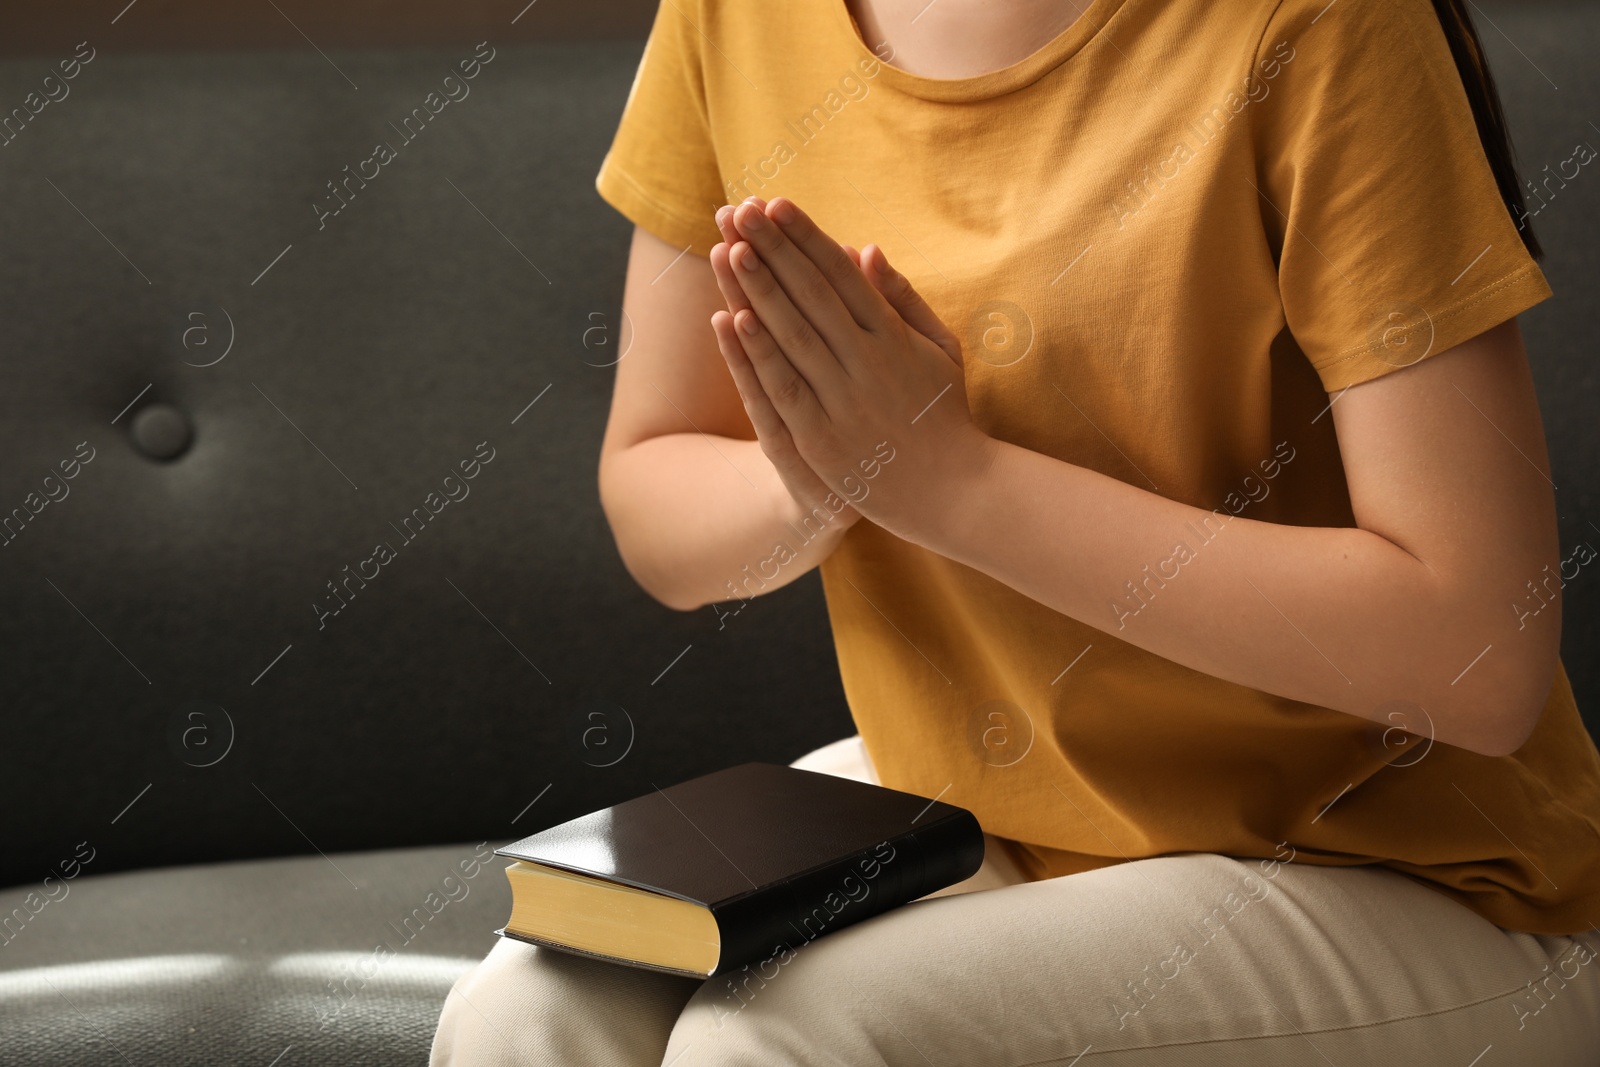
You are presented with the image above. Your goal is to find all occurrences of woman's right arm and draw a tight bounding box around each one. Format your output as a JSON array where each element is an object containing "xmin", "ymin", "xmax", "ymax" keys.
[{"xmin": 598, "ymin": 225, "xmax": 854, "ymax": 612}]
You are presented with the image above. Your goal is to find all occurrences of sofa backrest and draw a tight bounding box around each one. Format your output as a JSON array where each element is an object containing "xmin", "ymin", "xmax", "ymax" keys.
[
  {"xmin": 0, "ymin": 40, "xmax": 856, "ymax": 889},
  {"xmin": 1478, "ymin": 0, "xmax": 1600, "ymax": 729}
]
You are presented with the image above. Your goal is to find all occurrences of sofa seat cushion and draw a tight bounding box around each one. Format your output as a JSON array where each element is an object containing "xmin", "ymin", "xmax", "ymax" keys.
[{"xmin": 0, "ymin": 841, "xmax": 514, "ymax": 1067}]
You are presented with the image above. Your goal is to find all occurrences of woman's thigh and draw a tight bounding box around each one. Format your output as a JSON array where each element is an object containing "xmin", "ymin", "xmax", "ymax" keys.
[
  {"xmin": 663, "ymin": 852, "xmax": 1600, "ymax": 1066},
  {"xmin": 427, "ymin": 736, "xmax": 1033, "ymax": 1066},
  {"xmin": 428, "ymin": 934, "xmax": 702, "ymax": 1067}
]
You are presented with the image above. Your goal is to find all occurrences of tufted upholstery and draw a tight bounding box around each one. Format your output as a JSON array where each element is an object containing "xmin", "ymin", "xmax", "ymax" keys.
[
  {"xmin": 0, "ymin": 39, "xmax": 853, "ymax": 892},
  {"xmin": 0, "ymin": 37, "xmax": 854, "ymax": 1067},
  {"xmin": 0, "ymin": 5, "xmax": 1595, "ymax": 1065}
]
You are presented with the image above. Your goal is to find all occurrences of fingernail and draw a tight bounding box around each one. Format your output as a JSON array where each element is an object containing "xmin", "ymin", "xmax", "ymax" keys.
[
  {"xmin": 873, "ymin": 250, "xmax": 893, "ymax": 275},
  {"xmin": 715, "ymin": 205, "xmax": 731, "ymax": 224},
  {"xmin": 738, "ymin": 245, "xmax": 760, "ymax": 272},
  {"xmin": 770, "ymin": 199, "xmax": 797, "ymax": 225},
  {"xmin": 738, "ymin": 311, "xmax": 759, "ymax": 336},
  {"xmin": 740, "ymin": 206, "xmax": 767, "ymax": 230}
]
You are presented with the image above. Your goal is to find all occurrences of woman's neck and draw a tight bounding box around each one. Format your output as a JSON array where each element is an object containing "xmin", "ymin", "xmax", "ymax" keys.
[{"xmin": 846, "ymin": 0, "xmax": 1091, "ymax": 79}]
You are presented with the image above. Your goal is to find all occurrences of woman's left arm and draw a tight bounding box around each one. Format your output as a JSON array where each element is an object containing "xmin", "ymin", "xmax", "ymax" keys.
[
  {"xmin": 713, "ymin": 197, "xmax": 1562, "ymax": 758},
  {"xmin": 950, "ymin": 316, "xmax": 1561, "ymax": 758}
]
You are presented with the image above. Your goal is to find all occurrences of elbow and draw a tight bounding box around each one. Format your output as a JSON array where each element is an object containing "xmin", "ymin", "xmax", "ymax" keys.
[
  {"xmin": 626, "ymin": 549, "xmax": 706, "ymax": 613},
  {"xmin": 628, "ymin": 562, "xmax": 705, "ymax": 614},
  {"xmin": 607, "ymin": 525, "xmax": 701, "ymax": 612},
  {"xmin": 1461, "ymin": 706, "xmax": 1543, "ymax": 758},
  {"xmin": 597, "ymin": 457, "xmax": 704, "ymax": 614},
  {"xmin": 1458, "ymin": 673, "xmax": 1552, "ymax": 757},
  {"xmin": 1440, "ymin": 631, "xmax": 1559, "ymax": 759},
  {"xmin": 1410, "ymin": 562, "xmax": 1562, "ymax": 757}
]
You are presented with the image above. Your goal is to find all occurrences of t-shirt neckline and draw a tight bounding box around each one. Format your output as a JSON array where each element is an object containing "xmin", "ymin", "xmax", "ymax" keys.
[{"xmin": 832, "ymin": 0, "xmax": 1130, "ymax": 102}]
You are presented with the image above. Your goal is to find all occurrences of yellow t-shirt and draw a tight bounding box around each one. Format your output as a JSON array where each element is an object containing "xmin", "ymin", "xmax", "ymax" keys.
[{"xmin": 595, "ymin": 0, "xmax": 1600, "ymax": 934}]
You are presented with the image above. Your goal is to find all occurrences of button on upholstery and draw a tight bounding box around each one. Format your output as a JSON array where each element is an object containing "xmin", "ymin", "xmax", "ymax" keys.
[{"xmin": 129, "ymin": 403, "xmax": 194, "ymax": 460}]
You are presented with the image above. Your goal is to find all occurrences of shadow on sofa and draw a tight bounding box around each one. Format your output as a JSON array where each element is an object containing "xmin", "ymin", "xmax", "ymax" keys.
[{"xmin": 1, "ymin": 3, "xmax": 1596, "ymax": 1065}]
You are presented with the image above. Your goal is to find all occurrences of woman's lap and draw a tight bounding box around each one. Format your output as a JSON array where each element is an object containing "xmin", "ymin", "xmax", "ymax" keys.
[
  {"xmin": 433, "ymin": 933, "xmax": 701, "ymax": 1066},
  {"xmin": 430, "ymin": 849, "xmax": 1600, "ymax": 1066}
]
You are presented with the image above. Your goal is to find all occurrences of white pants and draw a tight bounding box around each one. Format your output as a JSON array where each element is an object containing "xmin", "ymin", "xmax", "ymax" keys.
[{"xmin": 430, "ymin": 736, "xmax": 1600, "ymax": 1065}]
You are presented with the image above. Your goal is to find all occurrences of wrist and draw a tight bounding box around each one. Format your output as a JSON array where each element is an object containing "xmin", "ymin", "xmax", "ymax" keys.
[
  {"xmin": 767, "ymin": 466, "xmax": 857, "ymax": 548},
  {"xmin": 914, "ymin": 428, "xmax": 1001, "ymax": 560}
]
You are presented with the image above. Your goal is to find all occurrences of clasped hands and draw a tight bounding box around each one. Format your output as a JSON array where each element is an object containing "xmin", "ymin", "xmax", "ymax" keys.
[{"xmin": 707, "ymin": 196, "xmax": 994, "ymax": 548}]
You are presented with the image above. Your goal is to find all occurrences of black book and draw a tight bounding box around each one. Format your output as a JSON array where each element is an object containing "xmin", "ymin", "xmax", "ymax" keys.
[{"xmin": 493, "ymin": 761, "xmax": 984, "ymax": 977}]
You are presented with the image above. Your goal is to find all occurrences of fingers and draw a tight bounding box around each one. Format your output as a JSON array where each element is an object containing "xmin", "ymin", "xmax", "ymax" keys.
[
  {"xmin": 732, "ymin": 200, "xmax": 864, "ymax": 356},
  {"xmin": 711, "ymin": 305, "xmax": 826, "ymax": 449},
  {"xmin": 712, "ymin": 311, "xmax": 851, "ymax": 528},
  {"xmin": 715, "ymin": 201, "xmax": 758, "ymax": 247},
  {"xmin": 860, "ymin": 244, "xmax": 965, "ymax": 367},
  {"xmin": 757, "ymin": 198, "xmax": 894, "ymax": 336},
  {"xmin": 724, "ymin": 238, "xmax": 844, "ymax": 405},
  {"xmin": 711, "ymin": 200, "xmax": 763, "ymax": 317},
  {"xmin": 710, "ymin": 309, "xmax": 790, "ymax": 446},
  {"xmin": 709, "ymin": 241, "xmax": 753, "ymax": 320}
]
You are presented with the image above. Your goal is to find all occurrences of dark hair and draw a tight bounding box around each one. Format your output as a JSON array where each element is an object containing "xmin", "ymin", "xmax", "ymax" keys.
[{"xmin": 1429, "ymin": 0, "xmax": 1544, "ymax": 261}]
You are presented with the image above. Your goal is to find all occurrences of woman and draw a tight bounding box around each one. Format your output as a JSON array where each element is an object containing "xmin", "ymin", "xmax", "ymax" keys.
[{"xmin": 432, "ymin": 0, "xmax": 1600, "ymax": 1062}]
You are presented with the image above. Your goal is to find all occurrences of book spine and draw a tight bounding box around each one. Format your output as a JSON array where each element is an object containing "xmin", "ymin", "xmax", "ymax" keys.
[{"xmin": 708, "ymin": 809, "xmax": 984, "ymax": 977}]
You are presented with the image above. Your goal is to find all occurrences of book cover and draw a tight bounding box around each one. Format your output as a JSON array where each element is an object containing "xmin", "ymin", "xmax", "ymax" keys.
[{"xmin": 494, "ymin": 761, "xmax": 985, "ymax": 976}]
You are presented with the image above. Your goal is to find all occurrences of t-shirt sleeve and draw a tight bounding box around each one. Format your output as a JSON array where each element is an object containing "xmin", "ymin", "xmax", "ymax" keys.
[
  {"xmin": 595, "ymin": 0, "xmax": 727, "ymax": 257},
  {"xmin": 1250, "ymin": 0, "xmax": 1552, "ymax": 393}
]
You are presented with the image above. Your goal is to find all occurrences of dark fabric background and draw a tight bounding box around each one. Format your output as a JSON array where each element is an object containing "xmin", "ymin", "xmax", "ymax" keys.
[
  {"xmin": 0, "ymin": 41, "xmax": 854, "ymax": 891},
  {"xmin": 1482, "ymin": 4, "xmax": 1600, "ymax": 722}
]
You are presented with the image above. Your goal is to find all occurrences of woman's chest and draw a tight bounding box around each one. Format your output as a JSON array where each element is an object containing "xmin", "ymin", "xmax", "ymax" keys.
[{"xmin": 707, "ymin": 2, "xmax": 1295, "ymax": 486}]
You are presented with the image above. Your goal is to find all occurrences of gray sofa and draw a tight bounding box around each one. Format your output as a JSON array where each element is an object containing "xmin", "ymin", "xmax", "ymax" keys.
[{"xmin": 0, "ymin": 5, "xmax": 1595, "ymax": 1065}]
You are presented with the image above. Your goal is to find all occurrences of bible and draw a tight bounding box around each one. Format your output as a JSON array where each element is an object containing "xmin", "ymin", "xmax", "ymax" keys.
[{"xmin": 494, "ymin": 761, "xmax": 984, "ymax": 977}]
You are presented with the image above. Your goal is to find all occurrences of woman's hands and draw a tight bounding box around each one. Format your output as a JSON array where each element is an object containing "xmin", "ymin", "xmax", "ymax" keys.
[
  {"xmin": 707, "ymin": 199, "xmax": 864, "ymax": 542},
  {"xmin": 706, "ymin": 195, "xmax": 994, "ymax": 547}
]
